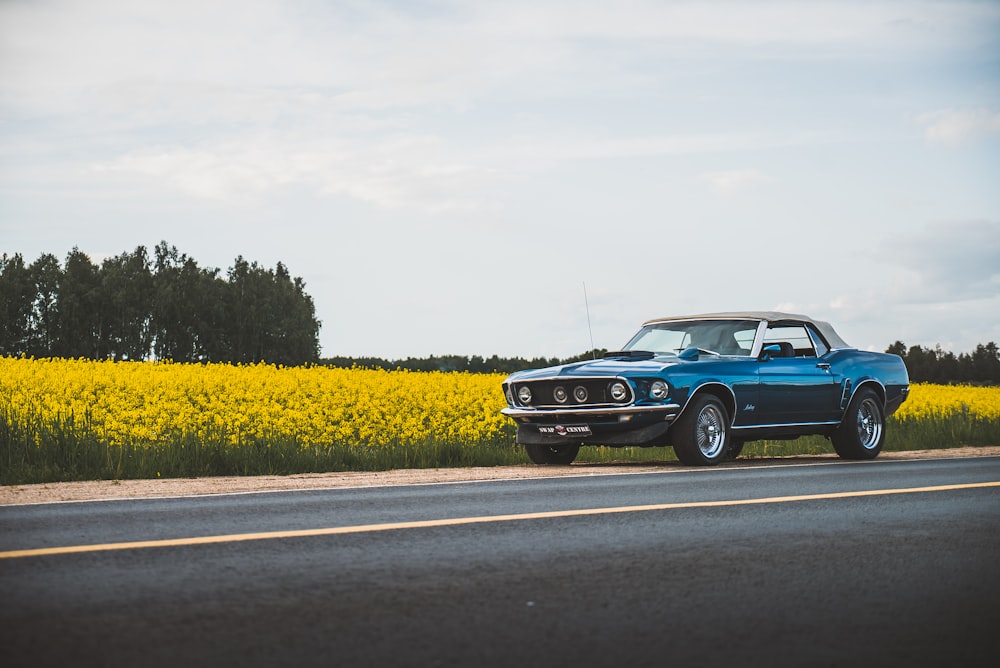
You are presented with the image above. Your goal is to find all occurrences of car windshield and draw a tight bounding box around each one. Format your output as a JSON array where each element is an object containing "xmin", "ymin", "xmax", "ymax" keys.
[{"xmin": 622, "ymin": 319, "xmax": 759, "ymax": 356}]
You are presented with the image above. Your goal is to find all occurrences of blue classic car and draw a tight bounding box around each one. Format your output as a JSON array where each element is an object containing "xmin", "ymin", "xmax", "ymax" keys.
[{"xmin": 501, "ymin": 312, "xmax": 909, "ymax": 466}]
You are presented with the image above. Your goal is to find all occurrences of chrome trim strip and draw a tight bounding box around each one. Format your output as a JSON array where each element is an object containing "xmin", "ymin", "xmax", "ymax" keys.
[
  {"xmin": 501, "ymin": 404, "xmax": 681, "ymax": 419},
  {"xmin": 749, "ymin": 320, "xmax": 769, "ymax": 358},
  {"xmin": 731, "ymin": 420, "xmax": 840, "ymax": 430}
]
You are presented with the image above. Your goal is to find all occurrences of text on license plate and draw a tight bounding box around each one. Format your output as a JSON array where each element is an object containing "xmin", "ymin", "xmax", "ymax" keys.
[{"xmin": 538, "ymin": 425, "xmax": 592, "ymax": 437}]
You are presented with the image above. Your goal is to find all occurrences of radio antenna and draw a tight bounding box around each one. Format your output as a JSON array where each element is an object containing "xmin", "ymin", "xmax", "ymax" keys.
[{"xmin": 583, "ymin": 282, "xmax": 596, "ymax": 359}]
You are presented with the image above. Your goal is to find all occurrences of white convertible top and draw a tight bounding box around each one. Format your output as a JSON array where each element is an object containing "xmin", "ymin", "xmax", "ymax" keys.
[{"xmin": 642, "ymin": 311, "xmax": 852, "ymax": 350}]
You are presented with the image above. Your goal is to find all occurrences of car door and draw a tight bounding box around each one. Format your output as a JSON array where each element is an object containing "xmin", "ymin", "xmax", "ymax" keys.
[{"xmin": 756, "ymin": 324, "xmax": 840, "ymax": 425}]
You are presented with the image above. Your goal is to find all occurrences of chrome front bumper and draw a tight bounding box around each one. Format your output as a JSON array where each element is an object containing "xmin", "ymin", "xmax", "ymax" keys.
[{"xmin": 501, "ymin": 404, "xmax": 681, "ymax": 421}]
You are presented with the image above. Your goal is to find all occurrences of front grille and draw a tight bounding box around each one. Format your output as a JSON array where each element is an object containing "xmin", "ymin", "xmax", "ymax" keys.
[{"xmin": 512, "ymin": 377, "xmax": 634, "ymax": 408}]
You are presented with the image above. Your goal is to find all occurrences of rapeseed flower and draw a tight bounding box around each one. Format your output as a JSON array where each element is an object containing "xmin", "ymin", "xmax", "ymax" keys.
[{"xmin": 0, "ymin": 358, "xmax": 512, "ymax": 451}]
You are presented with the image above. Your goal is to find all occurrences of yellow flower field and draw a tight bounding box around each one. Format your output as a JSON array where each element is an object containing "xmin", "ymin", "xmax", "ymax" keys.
[
  {"xmin": 1, "ymin": 357, "xmax": 997, "ymax": 483},
  {"xmin": 0, "ymin": 357, "xmax": 512, "ymax": 450},
  {"xmin": 894, "ymin": 382, "xmax": 1000, "ymax": 422}
]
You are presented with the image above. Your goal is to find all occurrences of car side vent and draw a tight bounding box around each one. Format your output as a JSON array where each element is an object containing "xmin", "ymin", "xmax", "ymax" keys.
[{"xmin": 840, "ymin": 379, "xmax": 853, "ymax": 410}]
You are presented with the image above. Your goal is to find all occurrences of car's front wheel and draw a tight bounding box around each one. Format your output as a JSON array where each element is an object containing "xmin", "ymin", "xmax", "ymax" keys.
[
  {"xmin": 723, "ymin": 438, "xmax": 745, "ymax": 461},
  {"xmin": 524, "ymin": 442, "xmax": 580, "ymax": 465},
  {"xmin": 672, "ymin": 395, "xmax": 731, "ymax": 466},
  {"xmin": 832, "ymin": 387, "xmax": 885, "ymax": 460}
]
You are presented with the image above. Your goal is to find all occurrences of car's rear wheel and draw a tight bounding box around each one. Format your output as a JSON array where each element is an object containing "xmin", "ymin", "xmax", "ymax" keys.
[
  {"xmin": 832, "ymin": 387, "xmax": 885, "ymax": 460},
  {"xmin": 524, "ymin": 442, "xmax": 580, "ymax": 465},
  {"xmin": 672, "ymin": 395, "xmax": 731, "ymax": 466}
]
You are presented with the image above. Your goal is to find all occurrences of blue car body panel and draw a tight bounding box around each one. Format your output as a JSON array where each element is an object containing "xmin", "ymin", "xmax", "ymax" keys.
[{"xmin": 501, "ymin": 312, "xmax": 909, "ymax": 448}]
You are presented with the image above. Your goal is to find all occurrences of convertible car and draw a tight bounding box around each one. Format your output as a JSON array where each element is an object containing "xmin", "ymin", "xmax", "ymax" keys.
[{"xmin": 501, "ymin": 312, "xmax": 909, "ymax": 466}]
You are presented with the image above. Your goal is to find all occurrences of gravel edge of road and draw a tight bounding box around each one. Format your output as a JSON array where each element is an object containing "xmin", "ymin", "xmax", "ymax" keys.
[{"xmin": 2, "ymin": 446, "xmax": 999, "ymax": 506}]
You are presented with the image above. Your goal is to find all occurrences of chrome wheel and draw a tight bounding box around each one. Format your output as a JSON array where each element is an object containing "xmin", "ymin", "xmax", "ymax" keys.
[
  {"xmin": 856, "ymin": 396, "xmax": 883, "ymax": 450},
  {"xmin": 672, "ymin": 395, "xmax": 731, "ymax": 466},
  {"xmin": 696, "ymin": 404, "xmax": 726, "ymax": 459},
  {"xmin": 832, "ymin": 387, "xmax": 885, "ymax": 460}
]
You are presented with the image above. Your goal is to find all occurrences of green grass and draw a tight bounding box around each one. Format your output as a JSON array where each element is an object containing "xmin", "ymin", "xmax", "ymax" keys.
[
  {"xmin": 0, "ymin": 415, "xmax": 527, "ymax": 485},
  {"xmin": 2, "ymin": 413, "xmax": 997, "ymax": 485}
]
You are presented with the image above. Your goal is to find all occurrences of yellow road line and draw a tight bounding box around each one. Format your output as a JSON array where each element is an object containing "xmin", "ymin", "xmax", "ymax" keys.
[{"xmin": 3, "ymin": 481, "xmax": 998, "ymax": 560}]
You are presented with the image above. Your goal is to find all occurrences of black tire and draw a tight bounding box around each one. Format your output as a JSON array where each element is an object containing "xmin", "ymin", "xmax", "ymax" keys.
[
  {"xmin": 832, "ymin": 387, "xmax": 885, "ymax": 460},
  {"xmin": 672, "ymin": 395, "xmax": 731, "ymax": 466},
  {"xmin": 723, "ymin": 438, "xmax": 745, "ymax": 461},
  {"xmin": 524, "ymin": 442, "xmax": 580, "ymax": 465}
]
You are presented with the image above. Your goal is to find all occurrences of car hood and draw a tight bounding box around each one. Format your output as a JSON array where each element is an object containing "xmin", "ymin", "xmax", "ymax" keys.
[{"xmin": 507, "ymin": 355, "xmax": 682, "ymax": 381}]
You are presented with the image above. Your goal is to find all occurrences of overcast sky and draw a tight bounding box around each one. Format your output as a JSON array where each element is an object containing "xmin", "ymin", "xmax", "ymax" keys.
[{"xmin": 2, "ymin": 0, "xmax": 998, "ymax": 360}]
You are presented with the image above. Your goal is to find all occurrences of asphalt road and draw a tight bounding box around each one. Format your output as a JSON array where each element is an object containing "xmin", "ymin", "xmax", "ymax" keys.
[{"xmin": 2, "ymin": 456, "xmax": 1000, "ymax": 667}]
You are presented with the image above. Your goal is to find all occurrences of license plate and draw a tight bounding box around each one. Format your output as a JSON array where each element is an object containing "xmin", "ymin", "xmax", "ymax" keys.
[{"xmin": 538, "ymin": 425, "xmax": 592, "ymax": 437}]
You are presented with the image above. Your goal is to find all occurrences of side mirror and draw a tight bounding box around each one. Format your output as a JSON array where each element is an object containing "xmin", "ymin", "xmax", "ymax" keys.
[{"xmin": 759, "ymin": 343, "xmax": 781, "ymax": 362}]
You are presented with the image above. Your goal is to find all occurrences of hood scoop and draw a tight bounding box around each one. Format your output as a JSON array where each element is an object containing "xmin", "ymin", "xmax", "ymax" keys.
[{"xmin": 603, "ymin": 350, "xmax": 655, "ymax": 361}]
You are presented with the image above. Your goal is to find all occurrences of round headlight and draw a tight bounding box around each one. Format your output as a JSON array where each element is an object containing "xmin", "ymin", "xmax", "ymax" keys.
[
  {"xmin": 573, "ymin": 385, "xmax": 589, "ymax": 403},
  {"xmin": 553, "ymin": 386, "xmax": 568, "ymax": 403},
  {"xmin": 610, "ymin": 381, "xmax": 628, "ymax": 401},
  {"xmin": 517, "ymin": 386, "xmax": 533, "ymax": 404},
  {"xmin": 650, "ymin": 380, "xmax": 669, "ymax": 400}
]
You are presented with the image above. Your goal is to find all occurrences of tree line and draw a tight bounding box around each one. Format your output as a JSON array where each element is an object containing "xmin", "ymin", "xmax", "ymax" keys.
[
  {"xmin": 326, "ymin": 344, "xmax": 1000, "ymax": 384},
  {"xmin": 320, "ymin": 349, "xmax": 609, "ymax": 375},
  {"xmin": 886, "ymin": 341, "xmax": 1000, "ymax": 385},
  {"xmin": 0, "ymin": 243, "xmax": 320, "ymax": 365}
]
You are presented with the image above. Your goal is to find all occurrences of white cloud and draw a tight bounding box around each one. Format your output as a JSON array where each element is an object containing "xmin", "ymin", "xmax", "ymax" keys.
[
  {"xmin": 917, "ymin": 109, "xmax": 1000, "ymax": 146},
  {"xmin": 782, "ymin": 222, "xmax": 1000, "ymax": 352},
  {"xmin": 0, "ymin": 0, "xmax": 987, "ymax": 215},
  {"xmin": 884, "ymin": 220, "xmax": 1000, "ymax": 303},
  {"xmin": 3, "ymin": 1, "xmax": 996, "ymax": 119},
  {"xmin": 93, "ymin": 133, "xmax": 493, "ymax": 213},
  {"xmin": 701, "ymin": 169, "xmax": 773, "ymax": 192},
  {"xmin": 482, "ymin": 0, "xmax": 1000, "ymax": 55},
  {"xmin": 86, "ymin": 129, "xmax": 812, "ymax": 211}
]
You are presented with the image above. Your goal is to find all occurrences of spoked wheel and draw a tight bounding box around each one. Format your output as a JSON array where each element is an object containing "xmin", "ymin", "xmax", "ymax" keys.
[
  {"xmin": 524, "ymin": 442, "xmax": 581, "ymax": 465},
  {"xmin": 832, "ymin": 388, "xmax": 885, "ymax": 460},
  {"xmin": 672, "ymin": 395, "xmax": 731, "ymax": 466}
]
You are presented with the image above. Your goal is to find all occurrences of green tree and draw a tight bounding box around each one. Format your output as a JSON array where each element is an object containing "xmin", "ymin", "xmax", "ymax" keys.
[
  {"xmin": 270, "ymin": 262, "xmax": 321, "ymax": 364},
  {"xmin": 226, "ymin": 256, "xmax": 262, "ymax": 363},
  {"xmin": 225, "ymin": 257, "xmax": 320, "ymax": 365},
  {"xmin": 151, "ymin": 242, "xmax": 233, "ymax": 362},
  {"xmin": 2, "ymin": 243, "xmax": 321, "ymax": 363},
  {"xmin": 0, "ymin": 253, "xmax": 34, "ymax": 355},
  {"xmin": 970, "ymin": 342, "xmax": 1000, "ymax": 384},
  {"xmin": 886, "ymin": 341, "xmax": 906, "ymax": 358},
  {"xmin": 195, "ymin": 268, "xmax": 231, "ymax": 362},
  {"xmin": 55, "ymin": 248, "xmax": 102, "ymax": 358},
  {"xmin": 27, "ymin": 253, "xmax": 62, "ymax": 357},
  {"xmin": 152, "ymin": 242, "xmax": 200, "ymax": 361},
  {"xmin": 100, "ymin": 246, "xmax": 154, "ymax": 360}
]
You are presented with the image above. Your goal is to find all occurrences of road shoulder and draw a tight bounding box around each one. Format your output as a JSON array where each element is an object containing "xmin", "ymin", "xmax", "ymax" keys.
[{"xmin": 2, "ymin": 446, "xmax": 998, "ymax": 505}]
